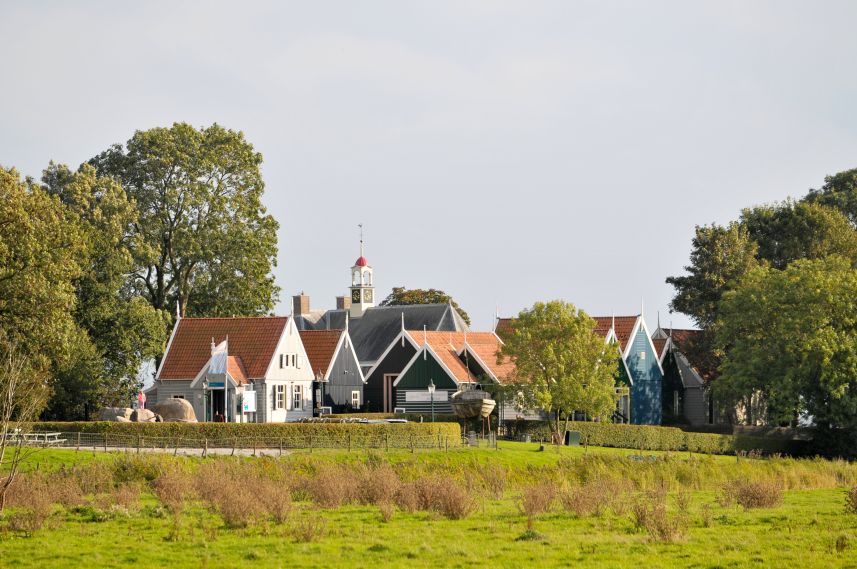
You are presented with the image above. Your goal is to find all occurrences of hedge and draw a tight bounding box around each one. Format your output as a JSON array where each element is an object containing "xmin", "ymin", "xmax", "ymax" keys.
[
  {"xmin": 328, "ymin": 412, "xmax": 459, "ymax": 422},
  {"xmin": 31, "ymin": 421, "xmax": 462, "ymax": 449},
  {"xmin": 503, "ymin": 420, "xmax": 809, "ymax": 456}
]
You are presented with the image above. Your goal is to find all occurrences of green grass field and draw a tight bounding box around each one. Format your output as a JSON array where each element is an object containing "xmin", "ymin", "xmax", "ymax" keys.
[{"xmin": 1, "ymin": 443, "xmax": 856, "ymax": 568}]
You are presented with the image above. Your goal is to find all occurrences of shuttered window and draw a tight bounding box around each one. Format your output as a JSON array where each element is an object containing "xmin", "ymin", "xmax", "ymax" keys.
[
  {"xmin": 274, "ymin": 385, "xmax": 285, "ymax": 410},
  {"xmin": 293, "ymin": 385, "xmax": 302, "ymax": 410}
]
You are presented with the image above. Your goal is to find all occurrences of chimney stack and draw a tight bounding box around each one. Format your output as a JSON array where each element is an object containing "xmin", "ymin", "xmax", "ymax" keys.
[
  {"xmin": 293, "ymin": 292, "xmax": 310, "ymax": 317},
  {"xmin": 336, "ymin": 296, "xmax": 352, "ymax": 311}
]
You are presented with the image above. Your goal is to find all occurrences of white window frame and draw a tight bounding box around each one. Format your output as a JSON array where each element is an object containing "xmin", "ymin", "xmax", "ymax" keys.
[
  {"xmin": 351, "ymin": 390, "xmax": 360, "ymax": 409},
  {"xmin": 275, "ymin": 385, "xmax": 285, "ymax": 410},
  {"xmin": 293, "ymin": 385, "xmax": 302, "ymax": 411}
]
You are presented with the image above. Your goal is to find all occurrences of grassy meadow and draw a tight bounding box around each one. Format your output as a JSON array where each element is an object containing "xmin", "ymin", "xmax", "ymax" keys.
[{"xmin": 1, "ymin": 442, "xmax": 856, "ymax": 568}]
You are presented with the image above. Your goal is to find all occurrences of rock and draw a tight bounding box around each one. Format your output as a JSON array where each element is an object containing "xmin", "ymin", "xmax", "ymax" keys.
[
  {"xmin": 152, "ymin": 398, "xmax": 197, "ymax": 422},
  {"xmin": 99, "ymin": 407, "xmax": 133, "ymax": 422},
  {"xmin": 130, "ymin": 408, "xmax": 158, "ymax": 422}
]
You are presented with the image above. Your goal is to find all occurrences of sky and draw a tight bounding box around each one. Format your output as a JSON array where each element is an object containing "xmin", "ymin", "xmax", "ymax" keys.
[{"xmin": 2, "ymin": 0, "xmax": 857, "ymax": 331}]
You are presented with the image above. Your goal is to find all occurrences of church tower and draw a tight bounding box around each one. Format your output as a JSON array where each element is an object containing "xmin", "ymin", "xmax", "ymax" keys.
[{"xmin": 349, "ymin": 225, "xmax": 374, "ymax": 318}]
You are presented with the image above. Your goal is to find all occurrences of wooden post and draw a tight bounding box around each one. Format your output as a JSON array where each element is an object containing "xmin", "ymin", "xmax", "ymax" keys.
[
  {"xmin": 136, "ymin": 435, "xmax": 141, "ymax": 454},
  {"xmin": 279, "ymin": 439, "xmax": 283, "ymax": 457},
  {"xmin": 410, "ymin": 434, "xmax": 414, "ymax": 454},
  {"xmin": 174, "ymin": 439, "xmax": 179, "ymax": 456},
  {"xmin": 103, "ymin": 434, "xmax": 107, "ymax": 453},
  {"xmin": 76, "ymin": 432, "xmax": 81, "ymax": 452},
  {"xmin": 309, "ymin": 433, "xmax": 313, "ymax": 453},
  {"xmin": 385, "ymin": 433, "xmax": 389, "ymax": 452},
  {"xmin": 231, "ymin": 438, "xmax": 236, "ymax": 457},
  {"xmin": 253, "ymin": 439, "xmax": 257, "ymax": 457},
  {"xmin": 348, "ymin": 433, "xmax": 352, "ymax": 453},
  {"xmin": 203, "ymin": 438, "xmax": 208, "ymax": 458}
]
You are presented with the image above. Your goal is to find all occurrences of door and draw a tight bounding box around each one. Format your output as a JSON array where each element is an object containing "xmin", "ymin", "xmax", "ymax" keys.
[{"xmin": 383, "ymin": 374, "xmax": 397, "ymax": 413}]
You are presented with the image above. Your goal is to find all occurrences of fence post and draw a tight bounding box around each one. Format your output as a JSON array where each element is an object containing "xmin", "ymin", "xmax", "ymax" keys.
[
  {"xmin": 279, "ymin": 439, "xmax": 283, "ymax": 457},
  {"xmin": 203, "ymin": 438, "xmax": 208, "ymax": 458},
  {"xmin": 348, "ymin": 433, "xmax": 352, "ymax": 453},
  {"xmin": 136, "ymin": 435, "xmax": 141, "ymax": 454},
  {"xmin": 445, "ymin": 435, "xmax": 448, "ymax": 452},
  {"xmin": 253, "ymin": 439, "xmax": 257, "ymax": 457},
  {"xmin": 174, "ymin": 438, "xmax": 179, "ymax": 456},
  {"xmin": 410, "ymin": 434, "xmax": 414, "ymax": 454},
  {"xmin": 76, "ymin": 432, "xmax": 81, "ymax": 452},
  {"xmin": 103, "ymin": 433, "xmax": 108, "ymax": 453},
  {"xmin": 309, "ymin": 433, "xmax": 313, "ymax": 453},
  {"xmin": 385, "ymin": 433, "xmax": 389, "ymax": 452},
  {"xmin": 231, "ymin": 438, "xmax": 236, "ymax": 457}
]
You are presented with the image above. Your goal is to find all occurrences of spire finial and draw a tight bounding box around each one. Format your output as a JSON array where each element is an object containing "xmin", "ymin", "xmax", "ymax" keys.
[
  {"xmin": 358, "ymin": 223, "xmax": 364, "ymax": 258},
  {"xmin": 657, "ymin": 311, "xmax": 661, "ymax": 330}
]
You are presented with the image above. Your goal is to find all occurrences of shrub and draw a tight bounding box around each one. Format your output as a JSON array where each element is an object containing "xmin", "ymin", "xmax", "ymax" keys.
[
  {"xmin": 519, "ymin": 481, "xmax": 557, "ymax": 518},
  {"xmin": 846, "ymin": 487, "xmax": 857, "ymax": 515},
  {"xmin": 720, "ymin": 480, "xmax": 783, "ymax": 510},
  {"xmin": 631, "ymin": 491, "xmax": 685, "ymax": 543},
  {"xmin": 290, "ymin": 514, "xmax": 326, "ymax": 543},
  {"xmin": 393, "ymin": 482, "xmax": 420, "ymax": 513},
  {"xmin": 357, "ymin": 463, "xmax": 401, "ymax": 506},
  {"xmin": 255, "ymin": 479, "xmax": 292, "ymax": 524},
  {"xmin": 152, "ymin": 470, "xmax": 195, "ymax": 513},
  {"xmin": 379, "ymin": 500, "xmax": 394, "ymax": 523},
  {"xmin": 304, "ymin": 465, "xmax": 360, "ymax": 508},
  {"xmin": 560, "ymin": 481, "xmax": 614, "ymax": 517}
]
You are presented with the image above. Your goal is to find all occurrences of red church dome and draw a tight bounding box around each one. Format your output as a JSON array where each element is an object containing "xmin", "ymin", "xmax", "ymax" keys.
[{"xmin": 354, "ymin": 256, "xmax": 369, "ymax": 267}]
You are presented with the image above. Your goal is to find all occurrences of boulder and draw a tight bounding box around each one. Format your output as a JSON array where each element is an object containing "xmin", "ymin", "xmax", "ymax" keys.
[
  {"xmin": 152, "ymin": 398, "xmax": 197, "ymax": 422},
  {"xmin": 130, "ymin": 408, "xmax": 159, "ymax": 423},
  {"xmin": 99, "ymin": 407, "xmax": 133, "ymax": 422}
]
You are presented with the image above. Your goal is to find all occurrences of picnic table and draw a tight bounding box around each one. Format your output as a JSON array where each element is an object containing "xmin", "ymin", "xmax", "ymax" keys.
[{"xmin": 21, "ymin": 432, "xmax": 67, "ymax": 447}]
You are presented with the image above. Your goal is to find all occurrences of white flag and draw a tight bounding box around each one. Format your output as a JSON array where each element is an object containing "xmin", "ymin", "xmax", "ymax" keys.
[{"xmin": 209, "ymin": 340, "xmax": 228, "ymax": 375}]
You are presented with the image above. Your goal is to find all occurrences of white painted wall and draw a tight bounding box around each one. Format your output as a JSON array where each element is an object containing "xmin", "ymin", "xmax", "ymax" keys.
[{"xmin": 262, "ymin": 318, "xmax": 314, "ymax": 422}]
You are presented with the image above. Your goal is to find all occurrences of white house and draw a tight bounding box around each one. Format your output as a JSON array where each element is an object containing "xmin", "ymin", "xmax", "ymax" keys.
[{"xmin": 146, "ymin": 315, "xmax": 315, "ymax": 422}]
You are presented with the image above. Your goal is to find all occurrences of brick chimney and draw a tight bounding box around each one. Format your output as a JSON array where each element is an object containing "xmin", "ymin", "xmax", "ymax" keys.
[
  {"xmin": 293, "ymin": 292, "xmax": 310, "ymax": 316},
  {"xmin": 336, "ymin": 296, "xmax": 352, "ymax": 311}
]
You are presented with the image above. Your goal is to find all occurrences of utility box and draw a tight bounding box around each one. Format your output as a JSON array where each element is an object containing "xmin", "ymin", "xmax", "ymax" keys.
[{"xmin": 565, "ymin": 430, "xmax": 581, "ymax": 446}]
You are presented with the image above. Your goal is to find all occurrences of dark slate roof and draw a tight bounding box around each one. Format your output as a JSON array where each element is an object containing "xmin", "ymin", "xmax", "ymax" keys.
[{"xmin": 295, "ymin": 304, "xmax": 468, "ymax": 364}]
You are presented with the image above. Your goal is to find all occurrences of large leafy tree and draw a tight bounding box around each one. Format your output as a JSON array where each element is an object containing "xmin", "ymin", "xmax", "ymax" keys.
[
  {"xmin": 40, "ymin": 164, "xmax": 168, "ymax": 418},
  {"xmin": 499, "ymin": 301, "xmax": 619, "ymax": 443},
  {"xmin": 89, "ymin": 123, "xmax": 280, "ymax": 320},
  {"xmin": 716, "ymin": 256, "xmax": 857, "ymax": 429},
  {"xmin": 665, "ymin": 223, "xmax": 759, "ymax": 380},
  {"xmin": 805, "ymin": 167, "xmax": 857, "ymax": 227},
  {"xmin": 740, "ymin": 201, "xmax": 857, "ymax": 269},
  {"xmin": 380, "ymin": 287, "xmax": 471, "ymax": 326},
  {"xmin": 0, "ymin": 167, "xmax": 83, "ymax": 373}
]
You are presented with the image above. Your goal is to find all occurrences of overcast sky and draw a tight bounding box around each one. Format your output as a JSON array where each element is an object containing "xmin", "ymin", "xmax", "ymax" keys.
[{"xmin": 3, "ymin": 1, "xmax": 857, "ymax": 331}]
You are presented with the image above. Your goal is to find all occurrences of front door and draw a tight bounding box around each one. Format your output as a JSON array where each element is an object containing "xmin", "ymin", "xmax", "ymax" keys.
[{"xmin": 383, "ymin": 374, "xmax": 397, "ymax": 413}]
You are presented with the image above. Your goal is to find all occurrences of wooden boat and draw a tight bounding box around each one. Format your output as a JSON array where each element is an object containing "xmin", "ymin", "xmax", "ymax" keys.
[{"xmin": 450, "ymin": 388, "xmax": 496, "ymax": 419}]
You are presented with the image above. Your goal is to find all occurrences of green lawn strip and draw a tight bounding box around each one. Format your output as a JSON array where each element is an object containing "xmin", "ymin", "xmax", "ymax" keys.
[{"xmin": 1, "ymin": 489, "xmax": 855, "ymax": 568}]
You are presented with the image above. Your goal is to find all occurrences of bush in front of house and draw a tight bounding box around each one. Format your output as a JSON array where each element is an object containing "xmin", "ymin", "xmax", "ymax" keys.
[
  {"xmin": 502, "ymin": 420, "xmax": 807, "ymax": 456},
  {"xmin": 31, "ymin": 421, "xmax": 462, "ymax": 449}
]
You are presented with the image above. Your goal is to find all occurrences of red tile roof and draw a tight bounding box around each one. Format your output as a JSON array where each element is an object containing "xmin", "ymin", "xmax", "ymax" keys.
[
  {"xmin": 592, "ymin": 316, "xmax": 639, "ymax": 351},
  {"xmin": 227, "ymin": 356, "xmax": 249, "ymax": 385},
  {"xmin": 494, "ymin": 318, "xmax": 514, "ymax": 340},
  {"xmin": 159, "ymin": 317, "xmax": 288, "ymax": 380},
  {"xmin": 652, "ymin": 338, "xmax": 668, "ymax": 359},
  {"xmin": 299, "ymin": 330, "xmax": 344, "ymax": 378},
  {"xmin": 404, "ymin": 331, "xmax": 514, "ymax": 383}
]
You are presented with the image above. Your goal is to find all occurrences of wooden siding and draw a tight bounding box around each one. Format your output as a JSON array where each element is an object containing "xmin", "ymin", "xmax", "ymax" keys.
[
  {"xmin": 317, "ymin": 341, "xmax": 364, "ymax": 412},
  {"xmin": 396, "ymin": 353, "xmax": 458, "ymax": 390},
  {"xmin": 625, "ymin": 325, "xmax": 663, "ymax": 425},
  {"xmin": 395, "ymin": 388, "xmax": 456, "ymax": 414},
  {"xmin": 363, "ymin": 341, "xmax": 416, "ymax": 412}
]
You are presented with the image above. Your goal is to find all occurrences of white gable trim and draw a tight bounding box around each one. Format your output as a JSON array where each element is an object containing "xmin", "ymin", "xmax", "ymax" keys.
[
  {"xmin": 392, "ymin": 342, "xmax": 466, "ymax": 387},
  {"xmin": 622, "ymin": 316, "xmax": 665, "ymax": 376},
  {"xmin": 261, "ymin": 317, "xmax": 294, "ymax": 379},
  {"xmin": 363, "ymin": 330, "xmax": 420, "ymax": 379},
  {"xmin": 155, "ymin": 318, "xmax": 181, "ymax": 380}
]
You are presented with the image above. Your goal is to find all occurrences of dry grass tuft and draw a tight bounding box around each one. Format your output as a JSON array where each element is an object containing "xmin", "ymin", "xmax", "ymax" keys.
[
  {"xmin": 719, "ymin": 480, "xmax": 783, "ymax": 510},
  {"xmin": 845, "ymin": 486, "xmax": 857, "ymax": 515},
  {"xmin": 631, "ymin": 490, "xmax": 686, "ymax": 543},
  {"xmin": 519, "ymin": 481, "xmax": 557, "ymax": 518}
]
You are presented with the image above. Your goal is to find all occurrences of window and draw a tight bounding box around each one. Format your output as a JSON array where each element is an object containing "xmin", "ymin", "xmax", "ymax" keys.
[
  {"xmin": 275, "ymin": 385, "xmax": 285, "ymax": 410},
  {"xmin": 172, "ymin": 394, "xmax": 185, "ymax": 399},
  {"xmin": 279, "ymin": 354, "xmax": 284, "ymax": 369},
  {"xmin": 351, "ymin": 390, "xmax": 360, "ymax": 409},
  {"xmin": 639, "ymin": 351, "xmax": 646, "ymax": 360},
  {"xmin": 291, "ymin": 354, "xmax": 296, "ymax": 367},
  {"xmin": 293, "ymin": 385, "xmax": 302, "ymax": 410}
]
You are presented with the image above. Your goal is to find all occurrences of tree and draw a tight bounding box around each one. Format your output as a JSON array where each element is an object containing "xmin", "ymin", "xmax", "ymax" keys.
[
  {"xmin": 0, "ymin": 335, "xmax": 49, "ymax": 511},
  {"xmin": 0, "ymin": 167, "xmax": 83, "ymax": 373},
  {"xmin": 715, "ymin": 256, "xmax": 857, "ymax": 429},
  {"xmin": 89, "ymin": 123, "xmax": 280, "ymax": 320},
  {"xmin": 498, "ymin": 301, "xmax": 619, "ymax": 444},
  {"xmin": 380, "ymin": 287, "xmax": 471, "ymax": 326},
  {"xmin": 40, "ymin": 163, "xmax": 168, "ymax": 418},
  {"xmin": 740, "ymin": 201, "xmax": 857, "ymax": 270},
  {"xmin": 805, "ymin": 167, "xmax": 857, "ymax": 227},
  {"xmin": 665, "ymin": 223, "xmax": 759, "ymax": 381}
]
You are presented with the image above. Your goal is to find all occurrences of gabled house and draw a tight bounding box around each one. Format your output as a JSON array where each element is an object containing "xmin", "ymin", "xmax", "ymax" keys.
[
  {"xmin": 148, "ymin": 316, "xmax": 314, "ymax": 423},
  {"xmin": 299, "ymin": 329, "xmax": 365, "ymax": 413},
  {"xmin": 391, "ymin": 331, "xmax": 512, "ymax": 415},
  {"xmin": 592, "ymin": 314, "xmax": 664, "ymax": 425},
  {"xmin": 652, "ymin": 326, "xmax": 710, "ymax": 426},
  {"xmin": 496, "ymin": 312, "xmax": 664, "ymax": 425}
]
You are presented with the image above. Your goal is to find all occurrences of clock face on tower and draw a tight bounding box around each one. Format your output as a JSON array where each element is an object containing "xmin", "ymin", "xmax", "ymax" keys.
[
  {"xmin": 351, "ymin": 289, "xmax": 361, "ymax": 303},
  {"xmin": 364, "ymin": 289, "xmax": 373, "ymax": 302}
]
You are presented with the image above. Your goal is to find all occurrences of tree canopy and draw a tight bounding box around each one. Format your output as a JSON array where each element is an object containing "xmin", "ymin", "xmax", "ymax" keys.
[
  {"xmin": 380, "ymin": 287, "xmax": 471, "ymax": 326},
  {"xmin": 716, "ymin": 256, "xmax": 857, "ymax": 429},
  {"xmin": 499, "ymin": 301, "xmax": 619, "ymax": 443},
  {"xmin": 89, "ymin": 122, "xmax": 280, "ymax": 319}
]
